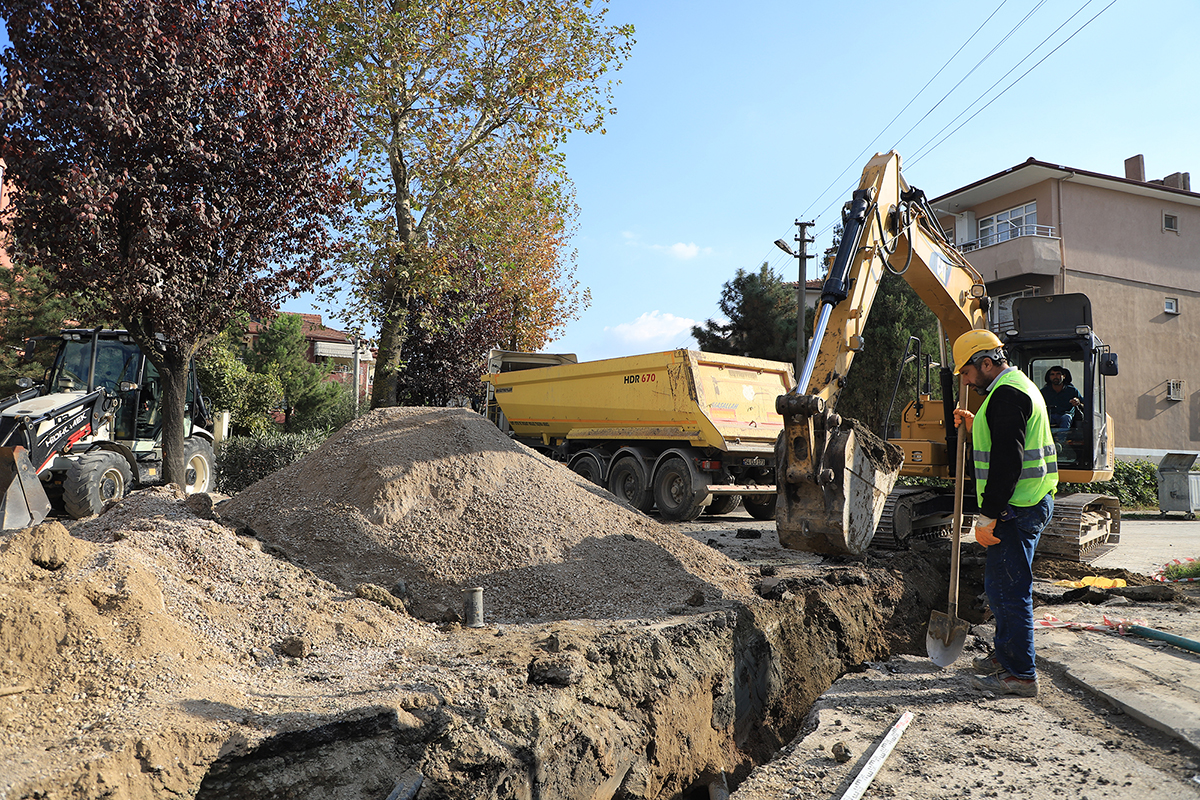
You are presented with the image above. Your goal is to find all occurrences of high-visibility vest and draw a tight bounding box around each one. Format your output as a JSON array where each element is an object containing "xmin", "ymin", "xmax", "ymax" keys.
[{"xmin": 972, "ymin": 369, "xmax": 1058, "ymax": 508}]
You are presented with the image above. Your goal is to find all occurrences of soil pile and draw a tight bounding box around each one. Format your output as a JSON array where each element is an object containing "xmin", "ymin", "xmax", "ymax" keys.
[
  {"xmin": 218, "ymin": 407, "xmax": 755, "ymax": 622},
  {"xmin": 0, "ymin": 487, "xmax": 441, "ymax": 798}
]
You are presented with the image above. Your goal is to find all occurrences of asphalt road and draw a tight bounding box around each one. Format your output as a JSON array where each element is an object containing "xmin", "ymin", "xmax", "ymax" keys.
[{"xmin": 1091, "ymin": 514, "xmax": 1200, "ymax": 577}]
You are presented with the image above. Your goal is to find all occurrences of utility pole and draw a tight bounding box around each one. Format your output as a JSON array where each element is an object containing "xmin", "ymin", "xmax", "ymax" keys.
[{"xmin": 775, "ymin": 219, "xmax": 815, "ymax": 379}]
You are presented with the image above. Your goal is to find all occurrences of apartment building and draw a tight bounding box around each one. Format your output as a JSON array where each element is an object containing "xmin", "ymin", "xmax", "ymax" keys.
[{"xmin": 931, "ymin": 154, "xmax": 1200, "ymax": 459}]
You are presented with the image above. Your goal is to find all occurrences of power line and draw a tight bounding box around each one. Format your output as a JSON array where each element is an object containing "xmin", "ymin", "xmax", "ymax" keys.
[
  {"xmin": 887, "ymin": 0, "xmax": 1048, "ymax": 155},
  {"xmin": 909, "ymin": 0, "xmax": 1118, "ymax": 167},
  {"xmin": 797, "ymin": 0, "xmax": 1012, "ymax": 223}
]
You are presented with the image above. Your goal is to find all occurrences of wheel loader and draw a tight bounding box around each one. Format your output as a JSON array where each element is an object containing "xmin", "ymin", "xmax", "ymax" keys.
[
  {"xmin": 776, "ymin": 151, "xmax": 1120, "ymax": 560},
  {"xmin": 0, "ymin": 329, "xmax": 216, "ymax": 530}
]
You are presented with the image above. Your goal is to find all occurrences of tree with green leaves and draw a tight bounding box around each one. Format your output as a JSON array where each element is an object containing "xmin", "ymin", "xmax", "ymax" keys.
[
  {"xmin": 838, "ymin": 272, "xmax": 941, "ymax": 436},
  {"xmin": 0, "ymin": 0, "xmax": 353, "ymax": 488},
  {"xmin": 0, "ymin": 259, "xmax": 96, "ymax": 396},
  {"xmin": 692, "ymin": 263, "xmax": 799, "ymax": 364},
  {"xmin": 195, "ymin": 326, "xmax": 283, "ymax": 436},
  {"xmin": 246, "ymin": 314, "xmax": 342, "ymax": 432},
  {"xmin": 301, "ymin": 0, "xmax": 632, "ymax": 409}
]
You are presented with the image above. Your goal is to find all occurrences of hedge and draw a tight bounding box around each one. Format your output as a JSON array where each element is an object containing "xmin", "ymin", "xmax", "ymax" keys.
[
  {"xmin": 216, "ymin": 429, "xmax": 330, "ymax": 494},
  {"xmin": 899, "ymin": 458, "xmax": 1161, "ymax": 509}
]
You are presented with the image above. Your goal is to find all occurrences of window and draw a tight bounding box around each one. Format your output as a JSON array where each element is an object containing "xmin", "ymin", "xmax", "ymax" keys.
[
  {"xmin": 978, "ymin": 202, "xmax": 1037, "ymax": 247},
  {"xmin": 1164, "ymin": 212, "xmax": 1179, "ymax": 233},
  {"xmin": 990, "ymin": 287, "xmax": 1040, "ymax": 331},
  {"xmin": 1168, "ymin": 379, "xmax": 1186, "ymax": 401},
  {"xmin": 1165, "ymin": 297, "xmax": 1180, "ymax": 315}
]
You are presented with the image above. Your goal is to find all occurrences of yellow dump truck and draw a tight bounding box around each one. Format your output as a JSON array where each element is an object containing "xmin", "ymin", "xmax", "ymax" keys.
[{"xmin": 482, "ymin": 348, "xmax": 794, "ymax": 521}]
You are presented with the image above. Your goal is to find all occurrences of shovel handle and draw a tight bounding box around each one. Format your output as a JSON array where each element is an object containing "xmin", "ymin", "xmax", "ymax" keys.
[{"xmin": 949, "ymin": 376, "xmax": 969, "ymax": 609}]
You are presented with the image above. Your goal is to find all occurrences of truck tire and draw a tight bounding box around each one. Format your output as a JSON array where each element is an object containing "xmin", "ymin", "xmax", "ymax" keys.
[
  {"xmin": 704, "ymin": 494, "xmax": 741, "ymax": 516},
  {"xmin": 608, "ymin": 457, "xmax": 654, "ymax": 513},
  {"xmin": 63, "ymin": 451, "xmax": 134, "ymax": 519},
  {"xmin": 569, "ymin": 451, "xmax": 605, "ymax": 486},
  {"xmin": 653, "ymin": 457, "xmax": 706, "ymax": 522},
  {"xmin": 742, "ymin": 494, "xmax": 777, "ymax": 521},
  {"xmin": 183, "ymin": 437, "xmax": 216, "ymax": 494}
]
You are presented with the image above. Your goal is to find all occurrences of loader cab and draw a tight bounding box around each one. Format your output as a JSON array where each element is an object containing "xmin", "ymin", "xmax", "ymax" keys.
[
  {"xmin": 1001, "ymin": 294, "xmax": 1118, "ymax": 481},
  {"xmin": 45, "ymin": 330, "xmax": 207, "ymax": 447}
]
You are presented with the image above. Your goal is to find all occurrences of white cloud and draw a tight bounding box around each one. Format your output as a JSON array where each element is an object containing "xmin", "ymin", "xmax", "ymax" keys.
[
  {"xmin": 620, "ymin": 232, "xmax": 712, "ymax": 260},
  {"xmin": 651, "ymin": 241, "xmax": 711, "ymax": 260},
  {"xmin": 605, "ymin": 310, "xmax": 697, "ymax": 346}
]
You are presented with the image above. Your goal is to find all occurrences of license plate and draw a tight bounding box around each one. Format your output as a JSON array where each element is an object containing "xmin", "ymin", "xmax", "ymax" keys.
[{"xmin": 742, "ymin": 457, "xmax": 766, "ymax": 466}]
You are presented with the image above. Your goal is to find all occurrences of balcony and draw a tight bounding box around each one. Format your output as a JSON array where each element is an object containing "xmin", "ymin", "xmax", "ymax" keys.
[{"xmin": 958, "ymin": 225, "xmax": 1062, "ymax": 283}]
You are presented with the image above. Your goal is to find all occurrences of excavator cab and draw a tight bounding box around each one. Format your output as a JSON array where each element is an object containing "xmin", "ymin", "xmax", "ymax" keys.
[{"xmin": 1002, "ymin": 293, "xmax": 1118, "ymax": 482}]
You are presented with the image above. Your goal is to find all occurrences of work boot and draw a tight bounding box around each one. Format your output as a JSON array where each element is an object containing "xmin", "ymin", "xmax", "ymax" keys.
[
  {"xmin": 971, "ymin": 654, "xmax": 1002, "ymax": 675},
  {"xmin": 971, "ymin": 670, "xmax": 1038, "ymax": 698}
]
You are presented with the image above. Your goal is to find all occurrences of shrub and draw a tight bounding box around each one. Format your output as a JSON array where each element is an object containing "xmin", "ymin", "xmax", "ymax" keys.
[
  {"xmin": 216, "ymin": 429, "xmax": 330, "ymax": 494},
  {"xmin": 1058, "ymin": 459, "xmax": 1158, "ymax": 509},
  {"xmin": 900, "ymin": 459, "xmax": 1160, "ymax": 509}
]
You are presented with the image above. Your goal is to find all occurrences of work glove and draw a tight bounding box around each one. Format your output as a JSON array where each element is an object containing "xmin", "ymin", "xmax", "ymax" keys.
[
  {"xmin": 974, "ymin": 514, "xmax": 999, "ymax": 547},
  {"xmin": 953, "ymin": 408, "xmax": 975, "ymax": 433}
]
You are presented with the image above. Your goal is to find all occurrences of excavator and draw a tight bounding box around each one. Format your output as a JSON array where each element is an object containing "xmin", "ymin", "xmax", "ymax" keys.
[{"xmin": 776, "ymin": 151, "xmax": 1119, "ymax": 558}]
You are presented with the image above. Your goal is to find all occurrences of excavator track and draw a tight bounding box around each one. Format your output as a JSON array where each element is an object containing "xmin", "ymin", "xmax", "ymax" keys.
[
  {"xmin": 870, "ymin": 487, "xmax": 1119, "ymax": 561},
  {"xmin": 1038, "ymin": 492, "xmax": 1121, "ymax": 562},
  {"xmin": 871, "ymin": 486, "xmax": 956, "ymax": 550}
]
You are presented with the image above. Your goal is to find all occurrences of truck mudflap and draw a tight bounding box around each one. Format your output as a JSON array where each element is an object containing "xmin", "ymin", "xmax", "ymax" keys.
[
  {"xmin": 775, "ymin": 394, "xmax": 903, "ymax": 554},
  {"xmin": 0, "ymin": 446, "xmax": 52, "ymax": 531}
]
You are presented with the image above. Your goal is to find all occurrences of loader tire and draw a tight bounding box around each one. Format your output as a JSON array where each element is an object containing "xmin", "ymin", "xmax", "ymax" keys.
[
  {"xmin": 653, "ymin": 457, "xmax": 706, "ymax": 522},
  {"xmin": 608, "ymin": 457, "xmax": 654, "ymax": 513},
  {"xmin": 183, "ymin": 437, "xmax": 215, "ymax": 495},
  {"xmin": 63, "ymin": 451, "xmax": 133, "ymax": 519}
]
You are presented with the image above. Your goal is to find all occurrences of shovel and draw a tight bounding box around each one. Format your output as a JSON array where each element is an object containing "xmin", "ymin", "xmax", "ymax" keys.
[{"xmin": 926, "ymin": 376, "xmax": 971, "ymax": 667}]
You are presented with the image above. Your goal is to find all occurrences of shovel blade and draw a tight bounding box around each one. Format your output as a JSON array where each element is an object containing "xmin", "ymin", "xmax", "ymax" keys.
[{"xmin": 926, "ymin": 609, "xmax": 969, "ymax": 667}]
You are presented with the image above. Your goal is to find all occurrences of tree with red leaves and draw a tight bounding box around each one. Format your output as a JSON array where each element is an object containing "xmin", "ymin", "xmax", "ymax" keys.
[{"xmin": 0, "ymin": 0, "xmax": 353, "ymax": 488}]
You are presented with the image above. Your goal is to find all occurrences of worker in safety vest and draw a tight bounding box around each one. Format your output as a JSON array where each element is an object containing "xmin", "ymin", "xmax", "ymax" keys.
[{"xmin": 952, "ymin": 329, "xmax": 1058, "ymax": 698}]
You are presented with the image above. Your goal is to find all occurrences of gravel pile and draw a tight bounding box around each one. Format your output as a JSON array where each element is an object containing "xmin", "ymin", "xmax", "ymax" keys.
[
  {"xmin": 0, "ymin": 487, "xmax": 443, "ymax": 797},
  {"xmin": 218, "ymin": 407, "xmax": 756, "ymax": 622}
]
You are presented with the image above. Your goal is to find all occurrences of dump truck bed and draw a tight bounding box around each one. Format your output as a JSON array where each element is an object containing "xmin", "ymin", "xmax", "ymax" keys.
[{"xmin": 483, "ymin": 349, "xmax": 793, "ymax": 454}]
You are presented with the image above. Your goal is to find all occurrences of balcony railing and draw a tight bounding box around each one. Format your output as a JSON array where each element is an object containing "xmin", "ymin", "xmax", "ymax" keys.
[{"xmin": 959, "ymin": 224, "xmax": 1057, "ymax": 252}]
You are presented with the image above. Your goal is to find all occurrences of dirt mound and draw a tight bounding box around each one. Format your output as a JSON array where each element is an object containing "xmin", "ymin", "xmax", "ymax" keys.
[
  {"xmin": 218, "ymin": 407, "xmax": 756, "ymax": 622},
  {"xmin": 0, "ymin": 487, "xmax": 440, "ymax": 798}
]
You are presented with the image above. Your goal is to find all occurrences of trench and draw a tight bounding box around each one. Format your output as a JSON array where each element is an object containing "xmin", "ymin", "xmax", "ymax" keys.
[{"xmin": 193, "ymin": 546, "xmax": 955, "ymax": 800}]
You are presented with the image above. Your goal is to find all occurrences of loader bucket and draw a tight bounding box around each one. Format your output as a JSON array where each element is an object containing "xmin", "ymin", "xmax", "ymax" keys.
[
  {"xmin": 775, "ymin": 400, "xmax": 903, "ymax": 555},
  {"xmin": 0, "ymin": 446, "xmax": 51, "ymax": 531}
]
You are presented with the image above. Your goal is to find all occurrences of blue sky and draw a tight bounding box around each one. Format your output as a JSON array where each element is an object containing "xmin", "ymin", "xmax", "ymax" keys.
[
  {"xmin": 4, "ymin": 0, "xmax": 1195, "ymax": 363},
  {"xmin": 521, "ymin": 0, "xmax": 1197, "ymax": 362}
]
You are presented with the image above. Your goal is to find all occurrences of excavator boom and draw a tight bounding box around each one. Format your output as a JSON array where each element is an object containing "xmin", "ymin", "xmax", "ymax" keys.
[{"xmin": 776, "ymin": 151, "xmax": 990, "ymax": 554}]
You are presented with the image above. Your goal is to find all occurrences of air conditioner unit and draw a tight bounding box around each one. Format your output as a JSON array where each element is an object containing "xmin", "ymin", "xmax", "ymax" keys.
[{"xmin": 1168, "ymin": 379, "xmax": 1186, "ymax": 401}]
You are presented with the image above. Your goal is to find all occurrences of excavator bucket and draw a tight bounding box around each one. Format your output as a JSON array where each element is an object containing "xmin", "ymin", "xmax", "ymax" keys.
[
  {"xmin": 775, "ymin": 395, "xmax": 903, "ymax": 555},
  {"xmin": 0, "ymin": 446, "xmax": 52, "ymax": 531}
]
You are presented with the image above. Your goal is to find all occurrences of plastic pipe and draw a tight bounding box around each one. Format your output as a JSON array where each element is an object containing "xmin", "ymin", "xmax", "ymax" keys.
[
  {"xmin": 836, "ymin": 711, "xmax": 914, "ymax": 800},
  {"xmin": 1126, "ymin": 625, "xmax": 1200, "ymax": 655}
]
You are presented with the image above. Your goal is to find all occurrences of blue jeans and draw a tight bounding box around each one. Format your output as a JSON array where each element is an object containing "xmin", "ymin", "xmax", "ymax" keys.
[{"xmin": 984, "ymin": 493, "xmax": 1053, "ymax": 680}]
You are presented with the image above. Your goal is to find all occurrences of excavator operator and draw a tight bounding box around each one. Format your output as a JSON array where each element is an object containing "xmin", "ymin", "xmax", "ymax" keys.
[{"xmin": 951, "ymin": 329, "xmax": 1058, "ymax": 698}]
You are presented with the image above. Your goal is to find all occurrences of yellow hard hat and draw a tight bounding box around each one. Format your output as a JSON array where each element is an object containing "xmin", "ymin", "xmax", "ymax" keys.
[{"xmin": 953, "ymin": 329, "xmax": 1004, "ymax": 374}]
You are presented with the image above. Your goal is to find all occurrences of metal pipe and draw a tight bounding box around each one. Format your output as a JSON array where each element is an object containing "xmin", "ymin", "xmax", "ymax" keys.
[
  {"xmin": 463, "ymin": 587, "xmax": 484, "ymax": 628},
  {"xmin": 796, "ymin": 301, "xmax": 834, "ymax": 395}
]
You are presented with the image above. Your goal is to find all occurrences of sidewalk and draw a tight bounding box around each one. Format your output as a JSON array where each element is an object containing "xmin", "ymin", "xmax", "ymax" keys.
[{"xmin": 1090, "ymin": 516, "xmax": 1200, "ymax": 577}]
